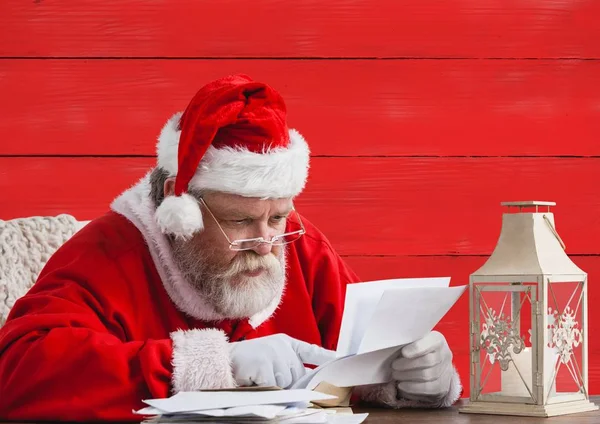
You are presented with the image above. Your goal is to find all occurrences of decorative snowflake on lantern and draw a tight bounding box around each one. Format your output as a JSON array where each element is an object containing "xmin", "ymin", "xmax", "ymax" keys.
[
  {"xmin": 480, "ymin": 308, "xmax": 525, "ymax": 371},
  {"xmin": 547, "ymin": 306, "xmax": 582, "ymax": 364}
]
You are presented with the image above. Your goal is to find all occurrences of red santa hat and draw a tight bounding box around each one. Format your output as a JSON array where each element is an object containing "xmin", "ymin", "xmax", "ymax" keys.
[{"xmin": 155, "ymin": 74, "xmax": 310, "ymax": 239}]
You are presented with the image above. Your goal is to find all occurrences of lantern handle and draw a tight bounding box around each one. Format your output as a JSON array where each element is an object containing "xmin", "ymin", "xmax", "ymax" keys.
[{"xmin": 543, "ymin": 214, "xmax": 566, "ymax": 250}]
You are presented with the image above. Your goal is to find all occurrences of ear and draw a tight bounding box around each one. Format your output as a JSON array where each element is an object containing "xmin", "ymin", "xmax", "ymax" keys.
[{"xmin": 164, "ymin": 177, "xmax": 177, "ymax": 197}]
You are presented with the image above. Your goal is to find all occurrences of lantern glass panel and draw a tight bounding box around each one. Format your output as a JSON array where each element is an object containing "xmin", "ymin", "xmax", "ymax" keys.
[
  {"xmin": 475, "ymin": 282, "xmax": 536, "ymax": 403},
  {"xmin": 545, "ymin": 280, "xmax": 586, "ymax": 402}
]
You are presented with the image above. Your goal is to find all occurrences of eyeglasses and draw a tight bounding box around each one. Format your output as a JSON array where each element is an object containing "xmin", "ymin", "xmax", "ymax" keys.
[{"xmin": 199, "ymin": 198, "xmax": 306, "ymax": 251}]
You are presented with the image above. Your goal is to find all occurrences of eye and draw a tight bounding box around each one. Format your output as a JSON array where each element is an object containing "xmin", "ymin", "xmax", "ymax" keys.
[
  {"xmin": 270, "ymin": 215, "xmax": 287, "ymax": 224},
  {"xmin": 231, "ymin": 218, "xmax": 252, "ymax": 226}
]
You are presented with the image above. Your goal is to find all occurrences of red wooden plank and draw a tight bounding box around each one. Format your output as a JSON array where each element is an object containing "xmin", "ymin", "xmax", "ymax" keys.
[
  {"xmin": 1, "ymin": 0, "xmax": 599, "ymax": 58},
  {"xmin": 1, "ymin": 59, "xmax": 599, "ymax": 157},
  {"xmin": 0, "ymin": 157, "xmax": 153, "ymax": 219},
  {"xmin": 343, "ymin": 255, "xmax": 600, "ymax": 397},
  {"xmin": 1, "ymin": 157, "xmax": 599, "ymax": 256}
]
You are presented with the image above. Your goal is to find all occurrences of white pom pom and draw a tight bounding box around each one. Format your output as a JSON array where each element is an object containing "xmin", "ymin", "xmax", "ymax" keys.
[{"xmin": 155, "ymin": 193, "xmax": 204, "ymax": 239}]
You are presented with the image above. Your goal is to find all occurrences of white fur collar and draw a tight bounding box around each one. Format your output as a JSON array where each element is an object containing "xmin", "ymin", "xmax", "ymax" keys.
[{"xmin": 110, "ymin": 174, "xmax": 283, "ymax": 327}]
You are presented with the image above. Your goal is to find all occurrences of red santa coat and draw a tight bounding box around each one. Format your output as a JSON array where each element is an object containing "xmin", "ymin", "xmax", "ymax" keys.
[{"xmin": 0, "ymin": 177, "xmax": 359, "ymax": 421}]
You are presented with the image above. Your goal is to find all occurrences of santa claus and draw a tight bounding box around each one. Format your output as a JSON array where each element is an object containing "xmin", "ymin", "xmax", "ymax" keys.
[{"xmin": 0, "ymin": 74, "xmax": 461, "ymax": 421}]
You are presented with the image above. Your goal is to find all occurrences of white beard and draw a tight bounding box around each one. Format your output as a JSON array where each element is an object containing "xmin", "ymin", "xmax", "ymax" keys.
[{"xmin": 171, "ymin": 241, "xmax": 287, "ymax": 319}]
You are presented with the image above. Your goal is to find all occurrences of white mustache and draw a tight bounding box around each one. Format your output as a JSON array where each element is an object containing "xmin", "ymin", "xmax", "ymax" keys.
[{"xmin": 222, "ymin": 253, "xmax": 281, "ymax": 278}]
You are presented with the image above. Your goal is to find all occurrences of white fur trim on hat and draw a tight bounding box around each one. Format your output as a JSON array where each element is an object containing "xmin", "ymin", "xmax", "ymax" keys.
[
  {"xmin": 157, "ymin": 113, "xmax": 310, "ymax": 199},
  {"xmin": 171, "ymin": 328, "xmax": 236, "ymax": 392},
  {"xmin": 155, "ymin": 192, "xmax": 204, "ymax": 239}
]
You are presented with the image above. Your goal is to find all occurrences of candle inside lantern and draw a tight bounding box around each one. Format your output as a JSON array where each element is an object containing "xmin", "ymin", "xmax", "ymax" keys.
[
  {"xmin": 500, "ymin": 346, "xmax": 558, "ymax": 397},
  {"xmin": 501, "ymin": 347, "xmax": 532, "ymax": 397}
]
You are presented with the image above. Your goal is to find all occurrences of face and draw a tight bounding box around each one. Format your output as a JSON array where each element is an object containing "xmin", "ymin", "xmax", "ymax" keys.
[{"xmin": 166, "ymin": 183, "xmax": 294, "ymax": 318}]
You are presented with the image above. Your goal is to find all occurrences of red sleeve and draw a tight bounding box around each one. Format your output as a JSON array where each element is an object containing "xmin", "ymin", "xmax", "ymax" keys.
[{"xmin": 0, "ymin": 250, "xmax": 173, "ymax": 421}]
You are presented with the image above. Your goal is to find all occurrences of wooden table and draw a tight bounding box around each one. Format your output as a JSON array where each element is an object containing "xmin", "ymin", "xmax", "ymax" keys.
[
  {"xmin": 356, "ymin": 397, "xmax": 600, "ymax": 423},
  {"xmin": 2, "ymin": 398, "xmax": 599, "ymax": 423}
]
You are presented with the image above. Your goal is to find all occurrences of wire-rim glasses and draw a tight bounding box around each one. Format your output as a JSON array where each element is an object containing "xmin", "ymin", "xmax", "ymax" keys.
[{"xmin": 199, "ymin": 197, "xmax": 306, "ymax": 251}]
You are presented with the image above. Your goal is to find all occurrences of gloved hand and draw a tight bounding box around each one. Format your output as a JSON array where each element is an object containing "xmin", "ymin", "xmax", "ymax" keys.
[
  {"xmin": 229, "ymin": 333, "xmax": 336, "ymax": 388},
  {"xmin": 391, "ymin": 331, "xmax": 454, "ymax": 404}
]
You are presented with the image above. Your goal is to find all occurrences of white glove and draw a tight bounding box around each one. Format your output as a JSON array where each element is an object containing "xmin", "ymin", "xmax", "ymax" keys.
[
  {"xmin": 391, "ymin": 331, "xmax": 454, "ymax": 404},
  {"xmin": 229, "ymin": 333, "xmax": 336, "ymax": 389}
]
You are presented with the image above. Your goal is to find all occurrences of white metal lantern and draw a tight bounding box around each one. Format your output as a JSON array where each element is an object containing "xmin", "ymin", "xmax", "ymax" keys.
[{"xmin": 459, "ymin": 201, "xmax": 598, "ymax": 417}]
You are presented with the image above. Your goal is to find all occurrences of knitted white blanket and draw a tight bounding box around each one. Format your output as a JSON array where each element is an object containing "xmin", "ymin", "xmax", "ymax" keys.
[{"xmin": 0, "ymin": 215, "xmax": 84, "ymax": 327}]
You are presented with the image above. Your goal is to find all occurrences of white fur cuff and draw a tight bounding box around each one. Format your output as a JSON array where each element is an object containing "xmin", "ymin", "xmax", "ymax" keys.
[
  {"xmin": 171, "ymin": 329, "xmax": 236, "ymax": 392},
  {"xmin": 441, "ymin": 365, "xmax": 463, "ymax": 407},
  {"xmin": 354, "ymin": 366, "xmax": 462, "ymax": 409}
]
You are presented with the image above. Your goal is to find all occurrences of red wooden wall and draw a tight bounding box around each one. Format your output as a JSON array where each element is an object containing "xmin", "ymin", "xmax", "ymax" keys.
[{"xmin": 2, "ymin": 0, "xmax": 600, "ymax": 397}]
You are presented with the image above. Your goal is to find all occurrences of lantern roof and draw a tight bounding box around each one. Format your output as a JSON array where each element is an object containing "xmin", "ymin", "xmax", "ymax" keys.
[{"xmin": 471, "ymin": 201, "xmax": 586, "ymax": 282}]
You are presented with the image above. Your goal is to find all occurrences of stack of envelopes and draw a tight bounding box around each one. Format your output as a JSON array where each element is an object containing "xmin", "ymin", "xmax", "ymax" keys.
[{"xmin": 135, "ymin": 389, "xmax": 369, "ymax": 423}]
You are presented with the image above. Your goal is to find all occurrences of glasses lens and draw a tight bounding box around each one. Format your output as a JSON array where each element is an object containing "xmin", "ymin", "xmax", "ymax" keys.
[
  {"xmin": 229, "ymin": 210, "xmax": 305, "ymax": 250},
  {"xmin": 271, "ymin": 231, "xmax": 304, "ymax": 245},
  {"xmin": 230, "ymin": 239, "xmax": 262, "ymax": 251}
]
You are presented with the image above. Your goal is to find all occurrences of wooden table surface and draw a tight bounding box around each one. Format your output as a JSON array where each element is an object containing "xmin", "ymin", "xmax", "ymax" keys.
[
  {"xmin": 2, "ymin": 397, "xmax": 599, "ymax": 423},
  {"xmin": 356, "ymin": 397, "xmax": 600, "ymax": 423}
]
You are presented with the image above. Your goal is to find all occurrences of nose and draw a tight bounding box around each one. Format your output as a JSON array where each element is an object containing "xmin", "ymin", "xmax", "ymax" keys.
[
  {"xmin": 249, "ymin": 222, "xmax": 277, "ymax": 256},
  {"xmin": 252, "ymin": 243, "xmax": 273, "ymax": 256}
]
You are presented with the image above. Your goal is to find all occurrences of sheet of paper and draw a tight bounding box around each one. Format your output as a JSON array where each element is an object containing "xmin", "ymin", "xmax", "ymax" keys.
[
  {"xmin": 140, "ymin": 407, "xmax": 329, "ymax": 424},
  {"xmin": 143, "ymin": 390, "xmax": 335, "ymax": 413},
  {"xmin": 357, "ymin": 285, "xmax": 467, "ymax": 354},
  {"xmin": 292, "ymin": 345, "xmax": 402, "ymax": 390},
  {"xmin": 136, "ymin": 404, "xmax": 288, "ymax": 419},
  {"xmin": 292, "ymin": 284, "xmax": 467, "ymax": 390},
  {"xmin": 279, "ymin": 410, "xmax": 327, "ymax": 423},
  {"xmin": 136, "ymin": 406, "xmax": 167, "ymax": 415},
  {"xmin": 336, "ymin": 277, "xmax": 450, "ymax": 357}
]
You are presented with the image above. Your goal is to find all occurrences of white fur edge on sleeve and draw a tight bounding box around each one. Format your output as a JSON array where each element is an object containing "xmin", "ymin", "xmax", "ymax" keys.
[
  {"xmin": 171, "ymin": 328, "xmax": 236, "ymax": 392},
  {"xmin": 353, "ymin": 366, "xmax": 462, "ymax": 409}
]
